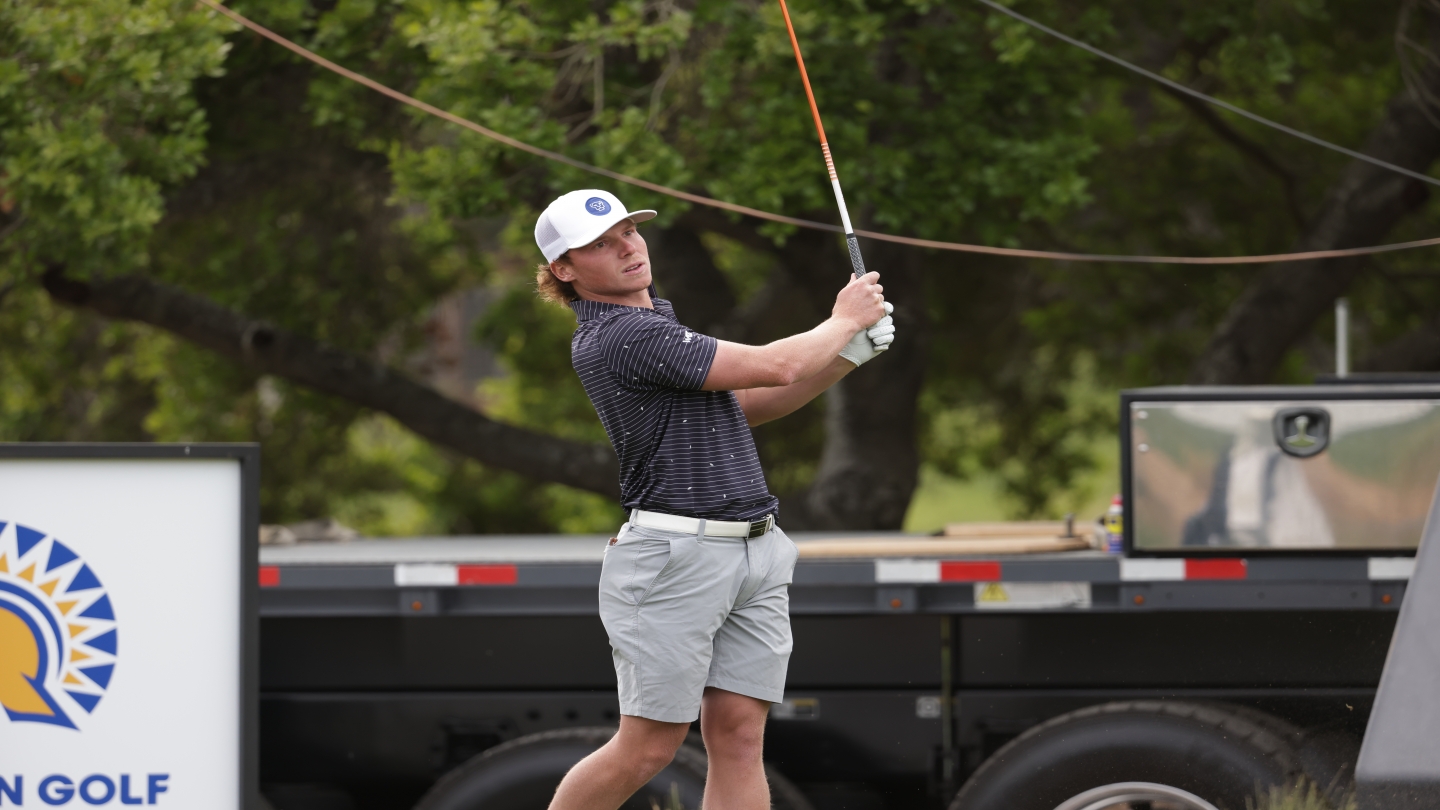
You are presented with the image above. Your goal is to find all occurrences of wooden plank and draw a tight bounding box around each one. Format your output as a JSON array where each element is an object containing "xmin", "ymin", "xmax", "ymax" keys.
[
  {"xmin": 795, "ymin": 536, "xmax": 1091, "ymax": 559},
  {"xmin": 939, "ymin": 521, "xmax": 1083, "ymax": 538}
]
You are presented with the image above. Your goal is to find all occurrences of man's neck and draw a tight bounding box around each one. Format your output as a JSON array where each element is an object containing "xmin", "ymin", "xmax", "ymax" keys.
[{"xmin": 576, "ymin": 287, "xmax": 653, "ymax": 309}]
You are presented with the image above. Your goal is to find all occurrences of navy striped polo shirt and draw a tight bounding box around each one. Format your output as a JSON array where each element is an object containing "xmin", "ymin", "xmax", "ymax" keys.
[{"xmin": 570, "ymin": 295, "xmax": 778, "ymax": 522}]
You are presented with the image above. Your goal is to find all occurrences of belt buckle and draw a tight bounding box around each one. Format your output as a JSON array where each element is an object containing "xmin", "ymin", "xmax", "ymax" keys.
[{"xmin": 747, "ymin": 515, "xmax": 771, "ymax": 539}]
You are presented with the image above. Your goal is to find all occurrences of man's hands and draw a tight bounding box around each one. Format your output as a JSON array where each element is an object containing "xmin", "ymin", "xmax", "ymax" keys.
[
  {"xmin": 832, "ymin": 272, "xmax": 889, "ymax": 331},
  {"xmin": 835, "ymin": 270, "xmax": 896, "ymax": 369},
  {"xmin": 839, "ymin": 302, "xmax": 895, "ymax": 367}
]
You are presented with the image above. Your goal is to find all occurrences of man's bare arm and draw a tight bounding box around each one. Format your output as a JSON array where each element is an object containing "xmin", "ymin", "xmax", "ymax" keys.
[
  {"xmin": 731, "ymin": 356, "xmax": 853, "ymax": 426},
  {"xmin": 701, "ymin": 273, "xmax": 885, "ymax": 391}
]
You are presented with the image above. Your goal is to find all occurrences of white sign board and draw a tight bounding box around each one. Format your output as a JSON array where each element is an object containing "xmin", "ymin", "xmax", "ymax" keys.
[{"xmin": 0, "ymin": 447, "xmax": 258, "ymax": 808}]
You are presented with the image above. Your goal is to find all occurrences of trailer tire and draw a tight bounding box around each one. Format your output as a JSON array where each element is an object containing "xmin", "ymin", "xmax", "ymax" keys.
[
  {"xmin": 1195, "ymin": 701, "xmax": 1361, "ymax": 799},
  {"xmin": 949, "ymin": 701, "xmax": 1304, "ymax": 810},
  {"xmin": 680, "ymin": 731, "xmax": 816, "ymax": 810},
  {"xmin": 413, "ymin": 727, "xmax": 708, "ymax": 810}
]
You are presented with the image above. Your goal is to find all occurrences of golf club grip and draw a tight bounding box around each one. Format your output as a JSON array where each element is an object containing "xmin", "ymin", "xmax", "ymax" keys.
[{"xmin": 846, "ymin": 233, "xmax": 866, "ymax": 278}]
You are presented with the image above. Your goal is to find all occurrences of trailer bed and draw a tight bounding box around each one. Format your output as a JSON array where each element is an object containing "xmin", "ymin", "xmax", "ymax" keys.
[
  {"xmin": 257, "ymin": 534, "xmax": 1408, "ymax": 810},
  {"xmin": 258, "ymin": 533, "xmax": 1413, "ymax": 617}
]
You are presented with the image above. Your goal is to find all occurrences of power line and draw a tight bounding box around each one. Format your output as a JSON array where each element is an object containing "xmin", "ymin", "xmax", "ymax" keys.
[
  {"xmin": 974, "ymin": 0, "xmax": 1440, "ymax": 189},
  {"xmin": 195, "ymin": 0, "xmax": 1440, "ymax": 265}
]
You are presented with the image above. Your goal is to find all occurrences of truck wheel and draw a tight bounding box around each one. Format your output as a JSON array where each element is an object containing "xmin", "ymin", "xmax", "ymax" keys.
[
  {"xmin": 679, "ymin": 732, "xmax": 815, "ymax": 810},
  {"xmin": 761, "ymin": 763, "xmax": 816, "ymax": 810},
  {"xmin": 414, "ymin": 727, "xmax": 707, "ymax": 810},
  {"xmin": 1196, "ymin": 701, "xmax": 1361, "ymax": 799},
  {"xmin": 949, "ymin": 701, "xmax": 1303, "ymax": 810}
]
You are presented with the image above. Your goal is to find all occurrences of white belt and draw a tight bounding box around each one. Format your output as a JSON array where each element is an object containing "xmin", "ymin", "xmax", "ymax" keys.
[{"xmin": 630, "ymin": 509, "xmax": 775, "ymax": 539}]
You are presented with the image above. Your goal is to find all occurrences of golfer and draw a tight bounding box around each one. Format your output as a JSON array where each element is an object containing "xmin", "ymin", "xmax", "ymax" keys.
[{"xmin": 534, "ymin": 189, "xmax": 895, "ymax": 810}]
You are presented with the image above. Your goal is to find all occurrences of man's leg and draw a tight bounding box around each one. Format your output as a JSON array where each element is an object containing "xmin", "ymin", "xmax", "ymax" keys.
[
  {"xmin": 548, "ymin": 715, "xmax": 690, "ymax": 810},
  {"xmin": 699, "ymin": 687, "xmax": 772, "ymax": 810}
]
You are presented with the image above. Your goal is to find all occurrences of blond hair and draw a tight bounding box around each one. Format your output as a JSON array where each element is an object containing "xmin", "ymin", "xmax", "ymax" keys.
[{"xmin": 535, "ymin": 256, "xmax": 579, "ymax": 305}]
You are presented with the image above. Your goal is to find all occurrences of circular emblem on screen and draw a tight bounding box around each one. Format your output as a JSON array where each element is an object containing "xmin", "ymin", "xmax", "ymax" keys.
[
  {"xmin": 0, "ymin": 522, "xmax": 117, "ymax": 729},
  {"xmin": 1272, "ymin": 407, "xmax": 1331, "ymax": 459},
  {"xmin": 584, "ymin": 197, "xmax": 612, "ymax": 216}
]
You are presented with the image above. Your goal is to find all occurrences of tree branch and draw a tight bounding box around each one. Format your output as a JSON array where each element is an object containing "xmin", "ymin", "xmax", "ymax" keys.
[
  {"xmin": 1189, "ymin": 82, "xmax": 1440, "ymax": 383},
  {"xmin": 1159, "ymin": 85, "xmax": 1307, "ymax": 228},
  {"xmin": 41, "ymin": 266, "xmax": 621, "ymax": 497}
]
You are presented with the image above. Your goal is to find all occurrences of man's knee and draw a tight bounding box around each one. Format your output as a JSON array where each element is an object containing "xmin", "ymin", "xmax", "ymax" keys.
[
  {"xmin": 630, "ymin": 738, "xmax": 680, "ymax": 778},
  {"xmin": 707, "ymin": 721, "xmax": 764, "ymax": 763},
  {"xmin": 702, "ymin": 700, "xmax": 767, "ymax": 763},
  {"xmin": 611, "ymin": 721, "xmax": 686, "ymax": 781}
]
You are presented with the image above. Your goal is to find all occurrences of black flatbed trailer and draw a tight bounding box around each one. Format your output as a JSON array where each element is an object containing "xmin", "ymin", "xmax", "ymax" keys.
[{"xmin": 257, "ymin": 534, "xmax": 1412, "ymax": 810}]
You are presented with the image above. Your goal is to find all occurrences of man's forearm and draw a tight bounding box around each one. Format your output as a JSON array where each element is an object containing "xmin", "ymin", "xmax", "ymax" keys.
[
  {"xmin": 733, "ymin": 355, "xmax": 853, "ymax": 426},
  {"xmin": 703, "ymin": 317, "xmax": 860, "ymax": 391},
  {"xmin": 765, "ymin": 318, "xmax": 862, "ymax": 383}
]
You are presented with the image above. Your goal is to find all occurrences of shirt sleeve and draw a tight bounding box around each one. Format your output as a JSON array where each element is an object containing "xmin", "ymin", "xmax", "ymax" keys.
[{"xmin": 597, "ymin": 311, "xmax": 718, "ymax": 390}]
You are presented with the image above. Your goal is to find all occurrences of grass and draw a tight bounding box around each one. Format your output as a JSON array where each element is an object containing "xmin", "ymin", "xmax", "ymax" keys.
[
  {"xmin": 1248, "ymin": 780, "xmax": 1356, "ymax": 810},
  {"xmin": 902, "ymin": 438, "xmax": 1121, "ymax": 533},
  {"xmin": 648, "ymin": 782, "xmax": 684, "ymax": 810}
]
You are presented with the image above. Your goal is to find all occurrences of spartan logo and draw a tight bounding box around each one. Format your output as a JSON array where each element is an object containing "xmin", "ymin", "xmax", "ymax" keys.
[{"xmin": 0, "ymin": 522, "xmax": 117, "ymax": 729}]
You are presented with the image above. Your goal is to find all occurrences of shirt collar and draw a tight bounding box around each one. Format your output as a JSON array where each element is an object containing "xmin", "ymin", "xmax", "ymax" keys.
[
  {"xmin": 570, "ymin": 289, "xmax": 677, "ymax": 323},
  {"xmin": 570, "ymin": 298, "xmax": 624, "ymax": 322}
]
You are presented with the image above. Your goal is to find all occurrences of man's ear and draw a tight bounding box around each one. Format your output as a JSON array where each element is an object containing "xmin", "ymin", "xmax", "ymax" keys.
[{"xmin": 549, "ymin": 260, "xmax": 577, "ymax": 283}]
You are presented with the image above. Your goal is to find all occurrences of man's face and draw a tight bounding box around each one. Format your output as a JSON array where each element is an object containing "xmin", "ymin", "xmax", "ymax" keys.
[{"xmin": 551, "ymin": 219, "xmax": 650, "ymax": 299}]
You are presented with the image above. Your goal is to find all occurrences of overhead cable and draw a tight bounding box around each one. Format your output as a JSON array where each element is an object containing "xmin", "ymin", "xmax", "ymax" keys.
[
  {"xmin": 195, "ymin": 0, "xmax": 1440, "ymax": 265},
  {"xmin": 974, "ymin": 0, "xmax": 1440, "ymax": 190}
]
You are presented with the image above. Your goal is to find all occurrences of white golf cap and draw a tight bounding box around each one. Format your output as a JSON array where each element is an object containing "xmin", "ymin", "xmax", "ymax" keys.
[{"xmin": 534, "ymin": 189, "xmax": 657, "ymax": 263}]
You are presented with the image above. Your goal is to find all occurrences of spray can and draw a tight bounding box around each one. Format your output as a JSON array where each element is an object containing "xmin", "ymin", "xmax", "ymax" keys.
[{"xmin": 1104, "ymin": 494, "xmax": 1124, "ymax": 554}]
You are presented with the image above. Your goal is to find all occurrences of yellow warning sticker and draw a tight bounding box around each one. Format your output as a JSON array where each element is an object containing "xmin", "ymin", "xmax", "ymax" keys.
[
  {"xmin": 977, "ymin": 583, "xmax": 1009, "ymax": 603},
  {"xmin": 973, "ymin": 582, "xmax": 1092, "ymax": 610}
]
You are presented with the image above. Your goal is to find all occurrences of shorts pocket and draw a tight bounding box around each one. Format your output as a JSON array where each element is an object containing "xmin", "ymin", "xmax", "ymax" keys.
[
  {"xmin": 775, "ymin": 526, "xmax": 800, "ymax": 582},
  {"xmin": 637, "ymin": 532, "xmax": 686, "ymax": 606},
  {"xmin": 613, "ymin": 530, "xmax": 684, "ymax": 608}
]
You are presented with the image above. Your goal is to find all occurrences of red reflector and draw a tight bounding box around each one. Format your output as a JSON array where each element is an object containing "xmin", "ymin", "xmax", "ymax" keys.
[
  {"xmin": 259, "ymin": 566, "xmax": 280, "ymax": 587},
  {"xmin": 940, "ymin": 561, "xmax": 1001, "ymax": 582},
  {"xmin": 1185, "ymin": 558, "xmax": 1247, "ymax": 580},
  {"xmin": 457, "ymin": 564, "xmax": 518, "ymax": 585}
]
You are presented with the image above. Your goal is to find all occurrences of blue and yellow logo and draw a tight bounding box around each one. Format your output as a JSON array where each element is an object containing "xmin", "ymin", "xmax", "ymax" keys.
[{"xmin": 0, "ymin": 522, "xmax": 117, "ymax": 729}]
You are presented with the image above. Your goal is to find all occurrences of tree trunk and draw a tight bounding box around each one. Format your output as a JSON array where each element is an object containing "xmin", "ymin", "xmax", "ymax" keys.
[
  {"xmin": 646, "ymin": 226, "xmax": 737, "ymax": 335},
  {"xmin": 780, "ymin": 236, "xmax": 928, "ymax": 530}
]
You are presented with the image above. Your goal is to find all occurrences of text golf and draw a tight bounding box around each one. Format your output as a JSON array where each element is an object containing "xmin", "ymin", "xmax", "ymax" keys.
[{"xmin": 0, "ymin": 774, "xmax": 169, "ymax": 805}]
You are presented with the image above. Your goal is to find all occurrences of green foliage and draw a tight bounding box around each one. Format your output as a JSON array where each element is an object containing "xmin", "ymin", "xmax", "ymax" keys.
[
  {"xmin": 0, "ymin": 286, "xmax": 156, "ymax": 441},
  {"xmin": 326, "ymin": 415, "xmax": 623, "ymax": 536},
  {"xmin": 922, "ymin": 351, "xmax": 1113, "ymax": 517},
  {"xmin": 475, "ymin": 285, "xmax": 608, "ymax": 443},
  {"xmin": 0, "ymin": 0, "xmax": 234, "ymax": 278},
  {"xmin": 2, "ymin": 0, "xmax": 1436, "ymax": 529}
]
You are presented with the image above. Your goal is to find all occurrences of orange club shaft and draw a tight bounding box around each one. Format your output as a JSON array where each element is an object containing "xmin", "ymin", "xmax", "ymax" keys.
[{"xmin": 773, "ymin": 0, "xmax": 866, "ymax": 277}]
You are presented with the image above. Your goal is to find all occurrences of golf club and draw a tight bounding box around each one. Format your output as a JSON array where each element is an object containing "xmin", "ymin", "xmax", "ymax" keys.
[{"xmin": 774, "ymin": 0, "xmax": 868, "ymax": 279}]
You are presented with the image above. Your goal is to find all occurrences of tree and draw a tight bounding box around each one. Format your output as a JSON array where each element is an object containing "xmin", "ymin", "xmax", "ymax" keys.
[
  {"xmin": 1191, "ymin": 0, "xmax": 1440, "ymax": 383},
  {"xmin": 6, "ymin": 0, "xmax": 1440, "ymax": 531}
]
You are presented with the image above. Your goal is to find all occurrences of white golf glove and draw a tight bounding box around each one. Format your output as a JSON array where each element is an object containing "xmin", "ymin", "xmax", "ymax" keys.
[{"xmin": 839, "ymin": 302, "xmax": 896, "ymax": 367}]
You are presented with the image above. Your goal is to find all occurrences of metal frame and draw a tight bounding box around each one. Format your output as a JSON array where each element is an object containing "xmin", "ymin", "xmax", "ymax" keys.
[
  {"xmin": 0, "ymin": 443, "xmax": 262, "ymax": 810},
  {"xmin": 256, "ymin": 551, "xmax": 1409, "ymax": 617},
  {"xmin": 1119, "ymin": 385, "xmax": 1440, "ymax": 558}
]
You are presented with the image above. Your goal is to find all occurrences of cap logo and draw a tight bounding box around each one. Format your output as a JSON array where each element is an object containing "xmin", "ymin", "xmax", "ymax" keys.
[{"xmin": 585, "ymin": 197, "xmax": 612, "ymax": 216}]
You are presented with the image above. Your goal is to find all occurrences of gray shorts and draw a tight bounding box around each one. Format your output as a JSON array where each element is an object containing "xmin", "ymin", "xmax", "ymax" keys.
[{"xmin": 598, "ymin": 520, "xmax": 799, "ymax": 723}]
